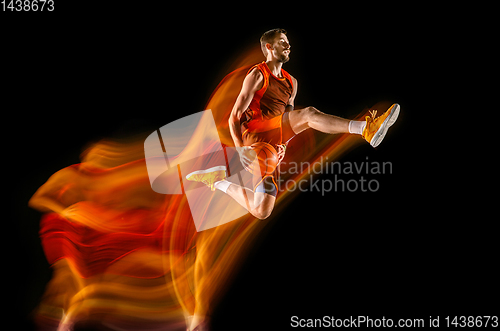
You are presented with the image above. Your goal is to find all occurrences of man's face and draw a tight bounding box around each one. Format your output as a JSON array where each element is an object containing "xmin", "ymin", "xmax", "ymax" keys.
[{"xmin": 270, "ymin": 33, "xmax": 291, "ymax": 63}]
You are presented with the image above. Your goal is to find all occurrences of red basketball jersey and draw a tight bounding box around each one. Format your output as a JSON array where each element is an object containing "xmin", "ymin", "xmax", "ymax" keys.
[{"xmin": 242, "ymin": 62, "xmax": 293, "ymax": 133}]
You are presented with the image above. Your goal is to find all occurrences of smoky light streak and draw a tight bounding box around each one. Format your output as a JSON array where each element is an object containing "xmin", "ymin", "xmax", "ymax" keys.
[{"xmin": 29, "ymin": 45, "xmax": 374, "ymax": 330}]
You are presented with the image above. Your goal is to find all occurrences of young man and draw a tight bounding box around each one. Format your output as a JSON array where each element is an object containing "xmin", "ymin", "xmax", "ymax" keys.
[{"xmin": 187, "ymin": 28, "xmax": 399, "ymax": 221}]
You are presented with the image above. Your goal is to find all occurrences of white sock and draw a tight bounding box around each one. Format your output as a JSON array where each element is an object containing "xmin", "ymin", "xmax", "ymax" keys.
[
  {"xmin": 214, "ymin": 180, "xmax": 231, "ymax": 193},
  {"xmin": 348, "ymin": 120, "xmax": 366, "ymax": 135}
]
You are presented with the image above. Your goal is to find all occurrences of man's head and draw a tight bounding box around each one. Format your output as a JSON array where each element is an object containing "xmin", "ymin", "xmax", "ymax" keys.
[{"xmin": 260, "ymin": 28, "xmax": 291, "ymax": 63}]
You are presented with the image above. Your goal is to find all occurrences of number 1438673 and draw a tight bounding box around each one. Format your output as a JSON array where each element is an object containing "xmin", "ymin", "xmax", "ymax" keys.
[{"xmin": 2, "ymin": 0, "xmax": 54, "ymax": 11}]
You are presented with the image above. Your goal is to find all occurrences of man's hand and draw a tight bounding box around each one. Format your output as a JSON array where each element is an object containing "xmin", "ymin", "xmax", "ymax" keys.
[
  {"xmin": 236, "ymin": 146, "xmax": 256, "ymax": 172},
  {"xmin": 228, "ymin": 68, "xmax": 264, "ymax": 170}
]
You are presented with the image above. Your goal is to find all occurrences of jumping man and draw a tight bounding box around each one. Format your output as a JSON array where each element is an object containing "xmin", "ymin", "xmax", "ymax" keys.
[{"xmin": 186, "ymin": 28, "xmax": 400, "ymax": 220}]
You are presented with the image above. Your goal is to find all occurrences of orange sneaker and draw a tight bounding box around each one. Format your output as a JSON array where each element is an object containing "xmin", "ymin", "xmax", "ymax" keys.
[{"xmin": 362, "ymin": 103, "xmax": 400, "ymax": 147}]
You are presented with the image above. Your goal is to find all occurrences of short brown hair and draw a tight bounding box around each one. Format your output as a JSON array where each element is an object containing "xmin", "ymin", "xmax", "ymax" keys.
[{"xmin": 260, "ymin": 28, "xmax": 287, "ymax": 56}]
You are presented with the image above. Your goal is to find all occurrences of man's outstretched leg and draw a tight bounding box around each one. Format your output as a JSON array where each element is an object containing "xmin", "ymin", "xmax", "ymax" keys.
[{"xmin": 289, "ymin": 103, "xmax": 400, "ymax": 147}]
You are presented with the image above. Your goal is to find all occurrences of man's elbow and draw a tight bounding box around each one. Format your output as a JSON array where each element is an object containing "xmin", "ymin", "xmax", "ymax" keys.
[
  {"xmin": 228, "ymin": 111, "xmax": 240, "ymax": 126},
  {"xmin": 28, "ymin": 196, "xmax": 45, "ymax": 212},
  {"xmin": 27, "ymin": 197, "xmax": 36, "ymax": 209}
]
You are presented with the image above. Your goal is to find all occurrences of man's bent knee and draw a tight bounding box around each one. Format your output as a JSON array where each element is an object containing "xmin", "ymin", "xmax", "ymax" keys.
[
  {"xmin": 304, "ymin": 106, "xmax": 318, "ymax": 116},
  {"xmin": 252, "ymin": 193, "xmax": 275, "ymax": 220},
  {"xmin": 290, "ymin": 106, "xmax": 319, "ymax": 134},
  {"xmin": 296, "ymin": 106, "xmax": 318, "ymax": 120},
  {"xmin": 253, "ymin": 205, "xmax": 273, "ymax": 220}
]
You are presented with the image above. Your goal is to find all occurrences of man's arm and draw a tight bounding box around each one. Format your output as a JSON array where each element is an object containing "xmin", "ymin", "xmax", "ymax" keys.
[
  {"xmin": 228, "ymin": 68, "xmax": 263, "ymax": 148},
  {"xmin": 287, "ymin": 75, "xmax": 298, "ymax": 110},
  {"xmin": 28, "ymin": 168, "xmax": 71, "ymax": 214}
]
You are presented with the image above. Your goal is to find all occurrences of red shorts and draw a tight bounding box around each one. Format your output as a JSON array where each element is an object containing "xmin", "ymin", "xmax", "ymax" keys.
[{"xmin": 241, "ymin": 111, "xmax": 296, "ymax": 196}]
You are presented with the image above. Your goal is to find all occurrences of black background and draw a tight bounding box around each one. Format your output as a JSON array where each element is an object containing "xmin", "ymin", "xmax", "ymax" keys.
[{"xmin": 3, "ymin": 2, "xmax": 495, "ymax": 330}]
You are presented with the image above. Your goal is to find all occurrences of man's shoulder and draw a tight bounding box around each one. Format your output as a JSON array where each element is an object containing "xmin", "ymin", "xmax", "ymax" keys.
[{"xmin": 246, "ymin": 65, "xmax": 264, "ymax": 82}]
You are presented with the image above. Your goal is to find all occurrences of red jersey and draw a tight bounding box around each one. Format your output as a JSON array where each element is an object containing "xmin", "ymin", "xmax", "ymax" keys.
[{"xmin": 241, "ymin": 61, "xmax": 294, "ymax": 134}]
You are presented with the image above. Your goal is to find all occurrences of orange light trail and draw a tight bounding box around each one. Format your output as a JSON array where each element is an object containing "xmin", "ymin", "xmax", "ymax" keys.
[{"xmin": 29, "ymin": 45, "xmax": 380, "ymax": 330}]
